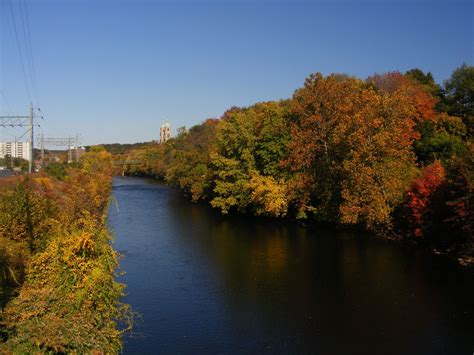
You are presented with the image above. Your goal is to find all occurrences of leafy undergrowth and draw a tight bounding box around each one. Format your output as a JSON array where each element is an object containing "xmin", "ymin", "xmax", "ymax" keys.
[
  {"xmin": 0, "ymin": 147, "xmax": 132, "ymax": 353},
  {"xmin": 0, "ymin": 216, "xmax": 131, "ymax": 353}
]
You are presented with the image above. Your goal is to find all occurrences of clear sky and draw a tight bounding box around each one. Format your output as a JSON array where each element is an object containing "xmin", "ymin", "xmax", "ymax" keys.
[{"xmin": 1, "ymin": 0, "xmax": 473, "ymax": 145}]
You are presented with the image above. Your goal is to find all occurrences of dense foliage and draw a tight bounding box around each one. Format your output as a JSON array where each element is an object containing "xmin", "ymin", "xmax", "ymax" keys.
[
  {"xmin": 0, "ymin": 147, "xmax": 131, "ymax": 353},
  {"xmin": 89, "ymin": 142, "xmax": 151, "ymax": 155},
  {"xmin": 121, "ymin": 64, "xmax": 473, "ymax": 262},
  {"xmin": 0, "ymin": 156, "xmax": 29, "ymax": 172}
]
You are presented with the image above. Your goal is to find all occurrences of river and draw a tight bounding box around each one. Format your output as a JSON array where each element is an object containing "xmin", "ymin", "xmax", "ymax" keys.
[{"xmin": 108, "ymin": 176, "xmax": 474, "ymax": 354}]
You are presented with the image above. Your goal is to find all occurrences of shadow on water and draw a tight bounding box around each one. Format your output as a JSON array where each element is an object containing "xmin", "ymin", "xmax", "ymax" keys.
[{"xmin": 108, "ymin": 177, "xmax": 474, "ymax": 355}]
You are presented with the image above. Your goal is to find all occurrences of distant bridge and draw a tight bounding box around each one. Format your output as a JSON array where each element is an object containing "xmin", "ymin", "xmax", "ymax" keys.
[{"xmin": 113, "ymin": 160, "xmax": 142, "ymax": 166}]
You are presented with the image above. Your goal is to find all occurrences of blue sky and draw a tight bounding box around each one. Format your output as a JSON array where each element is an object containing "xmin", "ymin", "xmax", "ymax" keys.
[{"xmin": 1, "ymin": 0, "xmax": 473, "ymax": 145}]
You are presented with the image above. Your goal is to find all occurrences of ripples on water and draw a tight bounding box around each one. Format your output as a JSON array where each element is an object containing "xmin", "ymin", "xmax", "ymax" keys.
[{"xmin": 108, "ymin": 177, "xmax": 474, "ymax": 354}]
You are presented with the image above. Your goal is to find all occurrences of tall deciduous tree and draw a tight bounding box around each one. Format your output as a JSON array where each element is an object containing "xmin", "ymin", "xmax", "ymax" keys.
[
  {"xmin": 286, "ymin": 73, "xmax": 419, "ymax": 228},
  {"xmin": 405, "ymin": 160, "xmax": 446, "ymax": 238},
  {"xmin": 165, "ymin": 119, "xmax": 218, "ymax": 201},
  {"xmin": 211, "ymin": 101, "xmax": 290, "ymax": 216}
]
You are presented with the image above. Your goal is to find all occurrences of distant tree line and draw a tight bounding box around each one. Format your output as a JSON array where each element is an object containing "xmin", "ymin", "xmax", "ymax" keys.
[
  {"xmin": 88, "ymin": 142, "xmax": 151, "ymax": 155},
  {"xmin": 123, "ymin": 64, "xmax": 474, "ymax": 262}
]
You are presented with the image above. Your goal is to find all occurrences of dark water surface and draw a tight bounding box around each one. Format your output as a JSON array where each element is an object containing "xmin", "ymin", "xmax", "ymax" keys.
[{"xmin": 108, "ymin": 177, "xmax": 474, "ymax": 354}]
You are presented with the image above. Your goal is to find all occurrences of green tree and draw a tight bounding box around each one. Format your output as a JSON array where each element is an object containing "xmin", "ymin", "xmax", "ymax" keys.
[
  {"xmin": 210, "ymin": 101, "xmax": 291, "ymax": 216},
  {"xmin": 414, "ymin": 113, "xmax": 467, "ymax": 164},
  {"xmin": 165, "ymin": 119, "xmax": 218, "ymax": 201},
  {"xmin": 44, "ymin": 162, "xmax": 68, "ymax": 180},
  {"xmin": 444, "ymin": 64, "xmax": 474, "ymax": 135},
  {"xmin": 405, "ymin": 68, "xmax": 443, "ymax": 98}
]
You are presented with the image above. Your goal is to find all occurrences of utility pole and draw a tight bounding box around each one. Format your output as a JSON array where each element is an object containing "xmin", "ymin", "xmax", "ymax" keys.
[
  {"xmin": 75, "ymin": 134, "xmax": 79, "ymax": 161},
  {"xmin": 40, "ymin": 133, "xmax": 44, "ymax": 168},
  {"xmin": 0, "ymin": 105, "xmax": 42, "ymax": 174},
  {"xmin": 41, "ymin": 137, "xmax": 78, "ymax": 163},
  {"xmin": 68, "ymin": 137, "xmax": 73, "ymax": 163},
  {"xmin": 29, "ymin": 104, "xmax": 33, "ymax": 173},
  {"xmin": 11, "ymin": 137, "xmax": 16, "ymax": 168}
]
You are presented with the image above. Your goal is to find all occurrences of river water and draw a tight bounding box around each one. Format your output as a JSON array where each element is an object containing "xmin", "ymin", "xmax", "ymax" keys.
[{"xmin": 108, "ymin": 177, "xmax": 474, "ymax": 354}]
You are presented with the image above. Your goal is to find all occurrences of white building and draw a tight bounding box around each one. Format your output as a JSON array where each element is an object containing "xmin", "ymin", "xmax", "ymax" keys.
[
  {"xmin": 0, "ymin": 141, "xmax": 31, "ymax": 161},
  {"xmin": 160, "ymin": 122, "xmax": 171, "ymax": 143}
]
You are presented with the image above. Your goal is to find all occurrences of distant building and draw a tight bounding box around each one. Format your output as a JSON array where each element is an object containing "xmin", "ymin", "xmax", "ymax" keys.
[
  {"xmin": 0, "ymin": 141, "xmax": 31, "ymax": 161},
  {"xmin": 160, "ymin": 122, "xmax": 171, "ymax": 143}
]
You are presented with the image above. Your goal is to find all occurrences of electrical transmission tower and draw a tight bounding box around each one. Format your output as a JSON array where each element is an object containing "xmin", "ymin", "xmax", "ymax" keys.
[
  {"xmin": 40, "ymin": 135, "xmax": 80, "ymax": 167},
  {"xmin": 0, "ymin": 104, "xmax": 43, "ymax": 173}
]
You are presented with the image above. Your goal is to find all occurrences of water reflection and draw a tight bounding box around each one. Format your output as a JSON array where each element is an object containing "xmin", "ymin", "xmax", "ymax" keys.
[{"xmin": 109, "ymin": 177, "xmax": 474, "ymax": 354}]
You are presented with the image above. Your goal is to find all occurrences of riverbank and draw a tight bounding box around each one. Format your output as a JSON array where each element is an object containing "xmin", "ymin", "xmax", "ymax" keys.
[
  {"xmin": 117, "ymin": 69, "xmax": 473, "ymax": 267},
  {"xmin": 110, "ymin": 176, "xmax": 474, "ymax": 354},
  {"xmin": 0, "ymin": 148, "xmax": 130, "ymax": 353},
  {"xmin": 120, "ymin": 170, "xmax": 474, "ymax": 269}
]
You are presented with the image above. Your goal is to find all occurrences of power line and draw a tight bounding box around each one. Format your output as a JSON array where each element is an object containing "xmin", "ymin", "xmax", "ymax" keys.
[
  {"xmin": 20, "ymin": 0, "xmax": 39, "ymax": 103},
  {"xmin": 0, "ymin": 90, "xmax": 12, "ymax": 113},
  {"xmin": 41, "ymin": 136, "xmax": 79, "ymax": 164},
  {"xmin": 0, "ymin": 105, "xmax": 42, "ymax": 173},
  {"xmin": 8, "ymin": 0, "xmax": 32, "ymax": 104}
]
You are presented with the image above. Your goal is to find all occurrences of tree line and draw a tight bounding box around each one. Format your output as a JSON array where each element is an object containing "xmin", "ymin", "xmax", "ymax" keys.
[{"xmin": 121, "ymin": 64, "xmax": 473, "ymax": 262}]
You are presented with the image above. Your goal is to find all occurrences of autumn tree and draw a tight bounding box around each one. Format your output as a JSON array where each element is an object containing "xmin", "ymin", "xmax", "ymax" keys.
[
  {"xmin": 124, "ymin": 142, "xmax": 166, "ymax": 178},
  {"xmin": 367, "ymin": 71, "xmax": 437, "ymax": 123},
  {"xmin": 0, "ymin": 179, "xmax": 56, "ymax": 252},
  {"xmin": 80, "ymin": 145, "xmax": 114, "ymax": 175},
  {"xmin": 210, "ymin": 101, "xmax": 291, "ymax": 216},
  {"xmin": 286, "ymin": 73, "xmax": 420, "ymax": 228},
  {"xmin": 404, "ymin": 161, "xmax": 446, "ymax": 238},
  {"xmin": 165, "ymin": 119, "xmax": 218, "ymax": 201}
]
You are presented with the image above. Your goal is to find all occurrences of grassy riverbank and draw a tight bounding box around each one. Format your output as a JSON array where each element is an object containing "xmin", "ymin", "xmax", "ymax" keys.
[{"xmin": 0, "ymin": 148, "xmax": 131, "ymax": 353}]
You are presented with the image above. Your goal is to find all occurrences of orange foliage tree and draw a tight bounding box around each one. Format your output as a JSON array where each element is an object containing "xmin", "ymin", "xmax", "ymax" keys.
[
  {"xmin": 405, "ymin": 160, "xmax": 446, "ymax": 238},
  {"xmin": 367, "ymin": 71, "xmax": 437, "ymax": 123},
  {"xmin": 286, "ymin": 73, "xmax": 419, "ymax": 228}
]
